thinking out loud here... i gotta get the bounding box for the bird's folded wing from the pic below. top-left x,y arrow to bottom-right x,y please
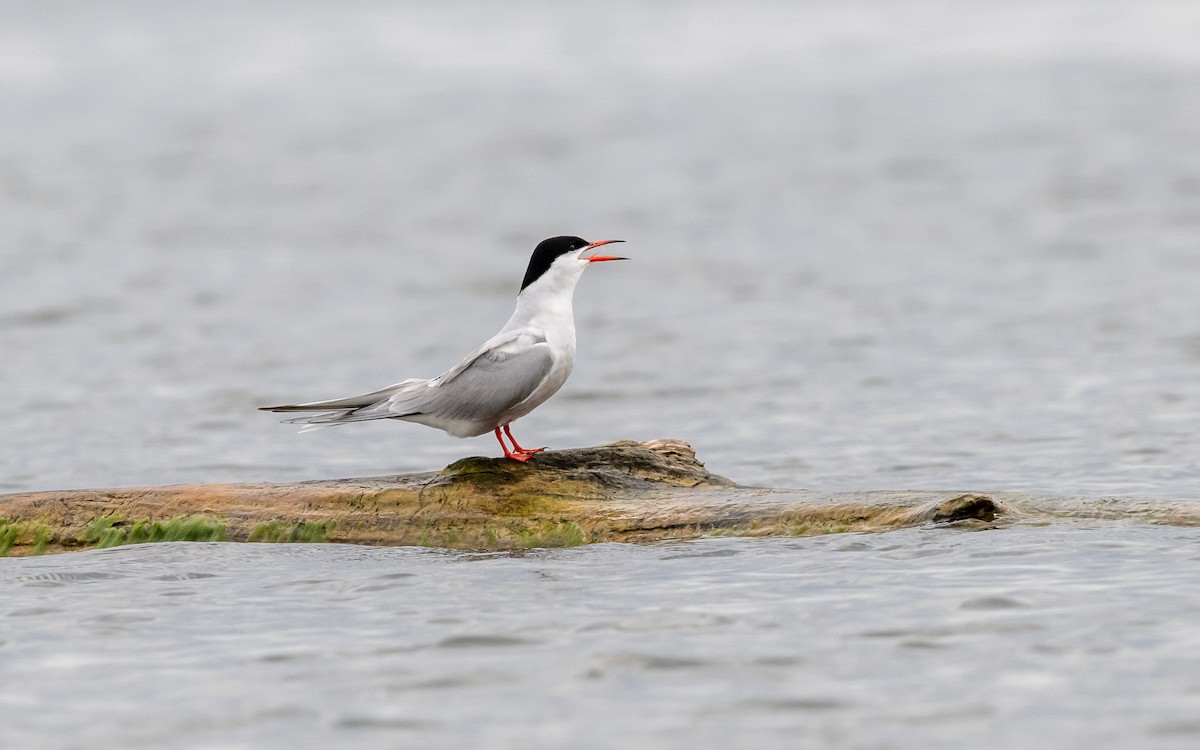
433,330 -> 532,385
398,332 -> 553,421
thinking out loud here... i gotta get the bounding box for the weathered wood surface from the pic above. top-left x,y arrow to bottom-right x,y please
2,440 -> 1196,556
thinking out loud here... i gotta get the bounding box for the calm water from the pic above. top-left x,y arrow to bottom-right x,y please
3,529 -> 1200,750
1,0 -> 1198,497
3,2 -> 1200,747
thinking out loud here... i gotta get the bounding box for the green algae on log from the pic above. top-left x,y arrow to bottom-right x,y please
1,440 -> 1000,556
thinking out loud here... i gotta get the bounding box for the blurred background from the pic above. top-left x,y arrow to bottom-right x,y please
2,0 -> 1199,496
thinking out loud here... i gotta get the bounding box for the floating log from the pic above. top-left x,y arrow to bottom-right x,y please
1,440 -> 1196,556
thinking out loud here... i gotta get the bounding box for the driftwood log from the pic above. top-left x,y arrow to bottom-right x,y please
1,440 -> 1196,556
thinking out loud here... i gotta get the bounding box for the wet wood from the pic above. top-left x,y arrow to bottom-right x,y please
2,439 -> 1195,556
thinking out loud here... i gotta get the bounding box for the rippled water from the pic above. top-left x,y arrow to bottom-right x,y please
4,3 -> 1200,747
1,0 -> 1198,497
3,529 -> 1200,749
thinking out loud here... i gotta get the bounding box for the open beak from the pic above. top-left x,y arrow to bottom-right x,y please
583,239 -> 628,263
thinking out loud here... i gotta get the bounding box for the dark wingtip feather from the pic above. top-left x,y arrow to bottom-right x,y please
259,404 -> 341,413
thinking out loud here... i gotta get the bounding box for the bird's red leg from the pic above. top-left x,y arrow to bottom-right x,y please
494,426 -> 532,462
504,424 -> 544,458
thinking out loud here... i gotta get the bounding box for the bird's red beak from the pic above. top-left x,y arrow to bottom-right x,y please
584,239 -> 628,263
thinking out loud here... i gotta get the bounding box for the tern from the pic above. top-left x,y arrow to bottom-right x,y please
259,236 -> 627,461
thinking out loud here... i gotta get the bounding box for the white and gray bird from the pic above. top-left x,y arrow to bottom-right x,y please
260,236 -> 627,461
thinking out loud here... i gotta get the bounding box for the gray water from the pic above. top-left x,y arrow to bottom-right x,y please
2,0 -> 1199,497
3,529 -> 1200,750
4,1 -> 1200,747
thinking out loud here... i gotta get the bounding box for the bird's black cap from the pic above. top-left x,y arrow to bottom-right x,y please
519,236 -> 590,292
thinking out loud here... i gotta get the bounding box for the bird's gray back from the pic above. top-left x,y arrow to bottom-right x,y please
394,336 -> 555,430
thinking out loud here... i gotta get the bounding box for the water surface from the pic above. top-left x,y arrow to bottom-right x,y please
1,0 -> 1199,497
3,529 -> 1199,749
3,4 -> 1200,747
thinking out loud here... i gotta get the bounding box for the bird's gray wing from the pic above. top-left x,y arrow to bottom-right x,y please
395,331 -> 554,422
